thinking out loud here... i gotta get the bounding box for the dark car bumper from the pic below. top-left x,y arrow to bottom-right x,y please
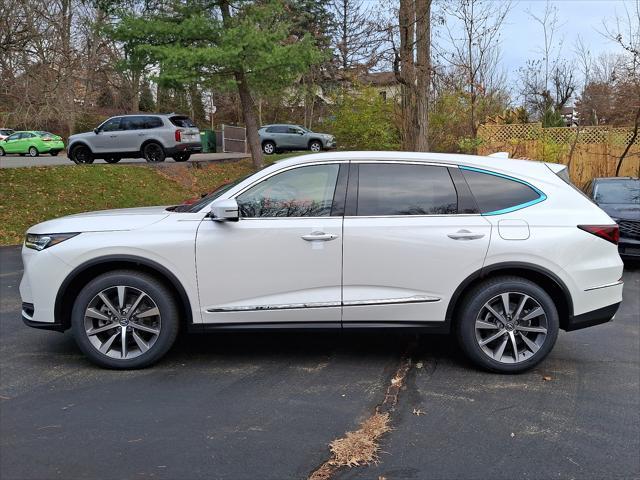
166,142 -> 202,155
564,302 -> 621,331
619,236 -> 640,258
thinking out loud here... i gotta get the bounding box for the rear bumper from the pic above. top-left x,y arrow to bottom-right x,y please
564,302 -> 620,331
166,142 -> 202,155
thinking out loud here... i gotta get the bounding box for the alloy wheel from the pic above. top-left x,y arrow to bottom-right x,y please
83,285 -> 162,360
144,143 -> 164,162
310,142 -> 321,152
263,143 -> 275,154
29,147 -> 38,157
474,292 -> 548,364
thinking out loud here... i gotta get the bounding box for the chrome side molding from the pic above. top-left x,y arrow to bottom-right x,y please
207,295 -> 440,313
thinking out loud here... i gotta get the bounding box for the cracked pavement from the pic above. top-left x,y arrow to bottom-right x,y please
1,245 -> 638,479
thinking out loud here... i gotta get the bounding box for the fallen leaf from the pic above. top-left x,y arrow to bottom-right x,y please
412,408 -> 424,416
543,376 -> 552,381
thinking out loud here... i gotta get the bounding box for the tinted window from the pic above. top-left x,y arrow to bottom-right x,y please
0,129 -> 13,136
266,125 -> 288,133
169,116 -> 196,128
288,126 -> 303,134
120,116 -> 146,130
237,164 -> 340,217
6,133 -> 20,141
144,116 -> 163,128
594,180 -> 640,204
357,164 -> 458,216
101,117 -> 121,132
461,168 -> 541,213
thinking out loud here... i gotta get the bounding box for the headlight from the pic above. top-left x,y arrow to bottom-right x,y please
25,233 -> 79,251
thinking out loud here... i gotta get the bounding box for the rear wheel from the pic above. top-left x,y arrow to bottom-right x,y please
456,276 -> 559,373
104,157 -> 120,164
262,141 -> 276,155
309,140 -> 322,153
28,146 -> 39,157
142,142 -> 166,163
0,147 -> 5,156
71,145 -> 94,164
173,153 -> 190,162
71,270 -> 180,369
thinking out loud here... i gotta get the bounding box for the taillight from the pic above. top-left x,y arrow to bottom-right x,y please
578,225 -> 619,245
42,137 -> 52,141
175,130 -> 182,142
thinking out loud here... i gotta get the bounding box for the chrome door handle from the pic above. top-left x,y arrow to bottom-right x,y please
301,232 -> 338,241
447,229 -> 485,240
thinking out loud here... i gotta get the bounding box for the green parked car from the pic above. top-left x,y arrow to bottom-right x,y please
0,131 -> 65,157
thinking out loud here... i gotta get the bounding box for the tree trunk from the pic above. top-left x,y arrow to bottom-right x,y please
220,0 -> 263,168
398,0 -> 417,151
616,106 -> 640,176
414,0 -> 431,152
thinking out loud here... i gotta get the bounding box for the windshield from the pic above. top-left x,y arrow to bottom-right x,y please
169,171 -> 257,212
594,180 -> 640,204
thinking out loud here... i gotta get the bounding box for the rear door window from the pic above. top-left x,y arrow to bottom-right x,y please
460,168 -> 543,214
266,125 -> 288,133
143,116 -> 163,128
121,116 -> 146,130
356,163 -> 458,216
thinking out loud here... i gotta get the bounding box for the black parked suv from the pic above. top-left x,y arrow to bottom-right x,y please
587,177 -> 640,258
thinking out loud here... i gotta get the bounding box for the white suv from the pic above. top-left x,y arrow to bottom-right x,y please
20,152 -> 623,372
67,114 -> 201,164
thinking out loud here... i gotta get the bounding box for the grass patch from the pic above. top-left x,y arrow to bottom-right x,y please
0,160 -> 256,245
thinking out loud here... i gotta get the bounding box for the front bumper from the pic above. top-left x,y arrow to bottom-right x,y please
22,302 -> 65,332
166,142 -> 202,155
323,139 -> 337,149
564,302 -> 621,331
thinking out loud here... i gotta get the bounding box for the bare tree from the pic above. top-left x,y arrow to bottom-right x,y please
331,0 -> 382,72
437,0 -> 511,136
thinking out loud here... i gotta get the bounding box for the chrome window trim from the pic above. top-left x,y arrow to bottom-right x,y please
207,295 -> 440,313
344,214 -> 482,219
352,160 -> 459,168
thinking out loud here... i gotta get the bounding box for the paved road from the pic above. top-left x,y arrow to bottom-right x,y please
0,245 -> 638,480
0,152 -> 248,168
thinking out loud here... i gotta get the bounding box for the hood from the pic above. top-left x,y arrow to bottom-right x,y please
27,206 -> 171,234
596,203 -> 640,221
68,131 -> 97,141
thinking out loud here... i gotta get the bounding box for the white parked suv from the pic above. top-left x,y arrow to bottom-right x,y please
20,152 -> 624,371
67,114 -> 201,164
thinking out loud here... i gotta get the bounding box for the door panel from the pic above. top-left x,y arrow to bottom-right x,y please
196,218 -> 343,323
195,162 -> 346,325
342,216 -> 491,322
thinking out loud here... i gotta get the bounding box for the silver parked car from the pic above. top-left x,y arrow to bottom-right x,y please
67,114 -> 201,164
258,124 -> 336,155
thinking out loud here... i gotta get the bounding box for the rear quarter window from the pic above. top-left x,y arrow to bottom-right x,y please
169,116 -> 196,128
460,167 -> 543,214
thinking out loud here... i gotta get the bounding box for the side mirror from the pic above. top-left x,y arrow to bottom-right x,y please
94,128 -> 100,134
209,198 -> 239,222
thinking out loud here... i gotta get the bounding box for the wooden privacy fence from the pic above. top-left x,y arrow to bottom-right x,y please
477,123 -> 640,187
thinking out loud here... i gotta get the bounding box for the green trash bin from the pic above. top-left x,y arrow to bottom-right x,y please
200,130 -> 216,153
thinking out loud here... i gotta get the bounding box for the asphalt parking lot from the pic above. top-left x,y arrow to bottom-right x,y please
1,245 -> 638,480
0,152 -> 248,168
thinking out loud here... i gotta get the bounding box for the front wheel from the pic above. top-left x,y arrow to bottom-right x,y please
309,140 -> 322,153
456,276 -> 559,373
172,153 -> 190,162
142,143 -> 166,163
28,146 -> 39,157
71,270 -> 180,369
71,145 -> 94,164
0,147 -> 5,156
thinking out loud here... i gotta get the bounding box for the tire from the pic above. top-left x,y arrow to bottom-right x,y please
50,150 -> 59,156
0,147 -> 5,156
104,157 -> 120,164
142,142 -> 166,163
71,145 -> 94,164
172,153 -> 190,162
456,276 -> 559,373
71,270 -> 180,369
262,141 -> 276,155
309,140 -> 322,153
28,146 -> 39,157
